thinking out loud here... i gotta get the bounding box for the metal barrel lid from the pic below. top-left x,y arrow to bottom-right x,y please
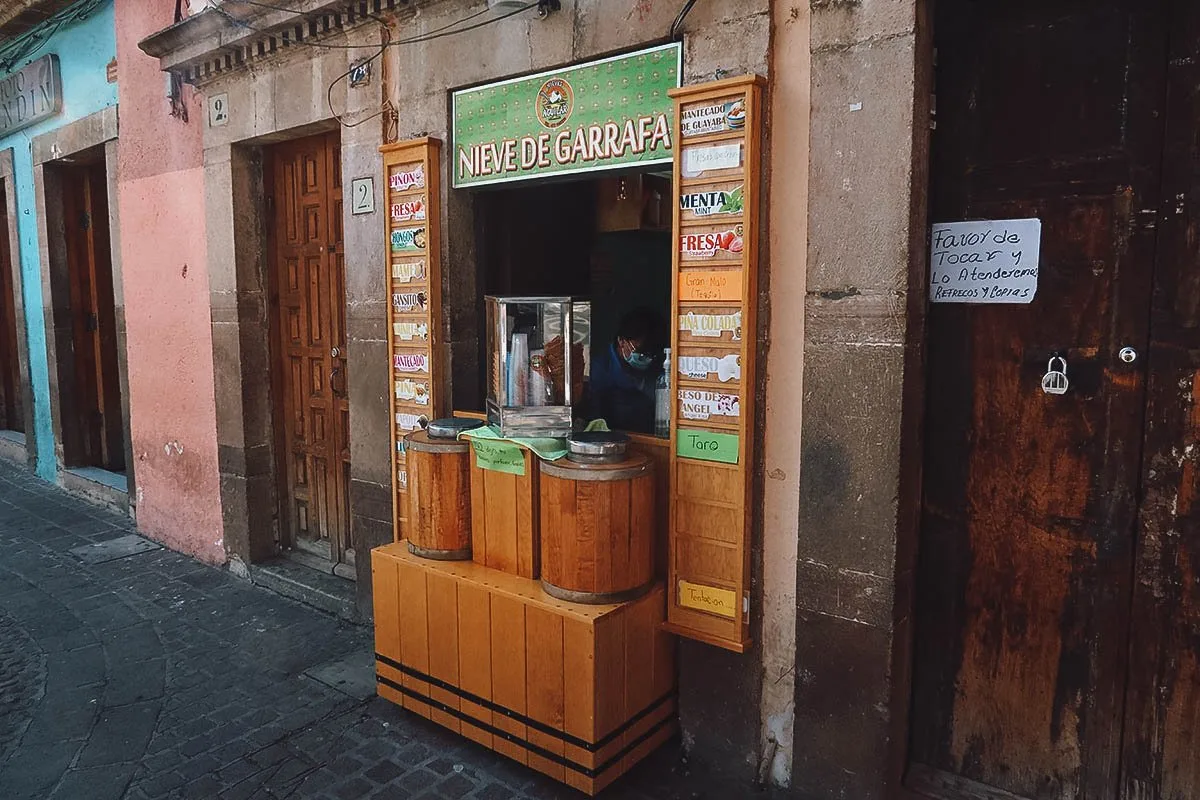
427,417 -> 485,440
566,431 -> 630,463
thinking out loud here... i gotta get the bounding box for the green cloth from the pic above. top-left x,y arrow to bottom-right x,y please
458,420 -> 611,462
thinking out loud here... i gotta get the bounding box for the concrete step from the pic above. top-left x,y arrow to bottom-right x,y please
251,558 -> 358,623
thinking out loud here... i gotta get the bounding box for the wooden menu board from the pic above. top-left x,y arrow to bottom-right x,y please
382,137 -> 445,541
665,76 -> 764,652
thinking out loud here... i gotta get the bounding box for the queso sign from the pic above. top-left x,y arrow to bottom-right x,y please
451,43 -> 681,188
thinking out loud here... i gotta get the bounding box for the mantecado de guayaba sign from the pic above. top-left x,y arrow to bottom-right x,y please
451,43 -> 681,188
0,55 -> 62,137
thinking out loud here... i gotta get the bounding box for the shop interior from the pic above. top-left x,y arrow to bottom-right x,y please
471,170 -> 674,436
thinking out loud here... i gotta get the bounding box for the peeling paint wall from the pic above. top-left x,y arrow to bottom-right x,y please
115,0 -> 223,564
0,2 -> 117,481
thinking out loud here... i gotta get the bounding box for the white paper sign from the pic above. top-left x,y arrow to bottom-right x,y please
930,218 -> 1041,304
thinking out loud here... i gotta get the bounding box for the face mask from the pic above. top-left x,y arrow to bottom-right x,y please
624,350 -> 654,370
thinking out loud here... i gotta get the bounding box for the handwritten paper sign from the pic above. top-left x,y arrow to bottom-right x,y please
930,218 -> 1041,304
680,269 -> 740,302
676,429 -> 739,464
471,440 -> 526,476
678,580 -> 737,619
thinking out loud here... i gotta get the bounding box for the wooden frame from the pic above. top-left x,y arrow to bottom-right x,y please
382,137 -> 446,542
664,75 -> 765,652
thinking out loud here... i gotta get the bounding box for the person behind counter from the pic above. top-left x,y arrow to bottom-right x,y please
589,307 -> 664,434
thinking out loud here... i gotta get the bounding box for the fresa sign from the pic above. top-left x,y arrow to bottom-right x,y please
452,43 -> 681,187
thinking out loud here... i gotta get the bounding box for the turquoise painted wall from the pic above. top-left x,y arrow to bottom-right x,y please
0,2 -> 117,480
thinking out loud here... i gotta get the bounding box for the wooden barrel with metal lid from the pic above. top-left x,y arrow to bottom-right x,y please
539,432 -> 655,604
405,418 -> 483,560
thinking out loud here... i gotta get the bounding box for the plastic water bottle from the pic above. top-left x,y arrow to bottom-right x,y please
654,348 -> 671,438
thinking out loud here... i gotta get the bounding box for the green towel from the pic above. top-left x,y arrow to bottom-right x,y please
458,420 -> 612,462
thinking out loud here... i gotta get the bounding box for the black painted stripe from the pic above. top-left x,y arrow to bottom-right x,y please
375,674 -> 675,779
375,652 -> 674,752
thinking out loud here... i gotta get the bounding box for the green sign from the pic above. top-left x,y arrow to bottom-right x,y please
471,440 -> 527,476
676,429 -> 739,465
452,43 -> 681,188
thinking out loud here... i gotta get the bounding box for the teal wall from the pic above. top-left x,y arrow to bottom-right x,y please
0,1 -> 117,479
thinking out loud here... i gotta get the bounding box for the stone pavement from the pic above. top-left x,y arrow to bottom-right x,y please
0,461 -> 765,800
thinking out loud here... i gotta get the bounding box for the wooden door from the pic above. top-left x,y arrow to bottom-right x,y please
909,2 -> 1168,798
270,132 -> 350,568
0,188 -> 22,432
62,163 -> 123,471
1121,4 -> 1200,798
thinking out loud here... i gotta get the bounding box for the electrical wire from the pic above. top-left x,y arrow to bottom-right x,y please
669,0 -> 699,39
0,0 -> 106,72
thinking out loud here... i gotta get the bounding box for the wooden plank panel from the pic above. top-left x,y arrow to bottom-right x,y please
371,551 -> 401,662
489,593 -> 528,765
484,469 -> 519,574
426,571 -> 460,733
594,607 -> 627,742
525,606 -> 565,782
563,615 -> 597,770
516,451 -> 539,578
457,580 -> 493,749
396,559 -> 430,719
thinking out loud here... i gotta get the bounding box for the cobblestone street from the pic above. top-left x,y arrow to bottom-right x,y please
0,462 -> 760,800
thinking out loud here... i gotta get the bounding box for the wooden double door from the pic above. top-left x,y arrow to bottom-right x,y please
910,2 -> 1200,799
269,132 -> 352,571
0,188 -> 22,433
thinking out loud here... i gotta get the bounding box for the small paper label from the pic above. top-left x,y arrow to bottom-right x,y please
393,322 -> 429,341
392,261 -> 426,283
394,379 -> 430,405
679,269 -> 740,302
391,227 -> 426,252
682,143 -> 742,178
680,98 -> 746,138
392,291 -> 428,312
679,185 -> 743,217
396,413 -> 424,430
676,429 -> 739,464
393,353 -> 429,374
679,389 -> 740,421
390,199 -> 426,222
397,468 -> 408,491
390,164 -> 425,191
680,228 -> 743,259
471,440 -> 526,476
678,580 -> 737,619
679,354 -> 741,382
679,311 -> 741,340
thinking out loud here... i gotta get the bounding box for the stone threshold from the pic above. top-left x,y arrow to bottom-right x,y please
61,466 -> 130,515
251,557 -> 359,623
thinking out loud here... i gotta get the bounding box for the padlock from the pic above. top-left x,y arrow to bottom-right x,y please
1041,356 -> 1069,396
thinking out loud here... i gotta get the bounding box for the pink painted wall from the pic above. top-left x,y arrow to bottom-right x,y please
115,0 -> 224,564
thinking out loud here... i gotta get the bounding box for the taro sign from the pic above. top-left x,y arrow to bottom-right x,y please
451,43 -> 681,188
0,55 -> 62,137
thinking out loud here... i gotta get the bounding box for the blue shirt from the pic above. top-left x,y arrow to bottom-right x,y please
590,342 -> 658,433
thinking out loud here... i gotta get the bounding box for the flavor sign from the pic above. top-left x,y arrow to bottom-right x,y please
452,43 -> 681,187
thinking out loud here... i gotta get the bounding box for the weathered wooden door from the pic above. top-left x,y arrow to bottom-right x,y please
0,189 -> 22,432
62,163 -> 123,472
906,1 -> 1200,798
269,132 -> 351,570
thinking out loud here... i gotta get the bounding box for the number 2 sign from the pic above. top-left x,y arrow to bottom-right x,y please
351,177 -> 375,215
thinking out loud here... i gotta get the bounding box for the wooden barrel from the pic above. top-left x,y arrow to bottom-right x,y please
405,429 -> 472,560
539,455 -> 655,604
